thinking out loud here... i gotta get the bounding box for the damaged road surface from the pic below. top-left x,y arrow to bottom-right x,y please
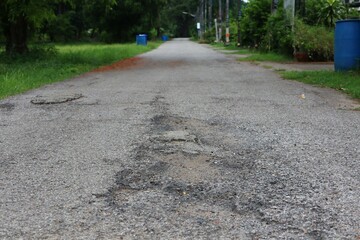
1,39 -> 360,239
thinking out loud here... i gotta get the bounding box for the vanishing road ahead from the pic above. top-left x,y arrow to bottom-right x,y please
1,39 -> 360,239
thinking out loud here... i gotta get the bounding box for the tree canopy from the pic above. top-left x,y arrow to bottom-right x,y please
2,0 -> 358,56
0,0 -> 200,54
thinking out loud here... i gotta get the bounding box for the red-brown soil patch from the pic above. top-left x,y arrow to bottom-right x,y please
91,57 -> 142,73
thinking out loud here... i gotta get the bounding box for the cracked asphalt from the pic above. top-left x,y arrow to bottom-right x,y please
1,38 -> 360,239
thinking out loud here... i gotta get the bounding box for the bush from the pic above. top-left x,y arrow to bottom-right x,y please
203,28 -> 216,43
262,6 -> 293,55
346,7 -> 360,19
303,0 -> 325,25
149,28 -> 158,40
0,44 -> 58,62
45,11 -> 77,42
29,45 -> 58,59
240,0 -> 271,48
293,19 -> 334,61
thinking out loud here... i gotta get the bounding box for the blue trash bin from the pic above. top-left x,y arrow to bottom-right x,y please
136,34 -> 147,46
161,35 -> 169,41
335,20 -> 360,71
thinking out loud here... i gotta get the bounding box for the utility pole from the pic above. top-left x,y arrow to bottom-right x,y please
200,0 -> 204,39
218,0 -> 222,42
215,19 -> 219,42
225,0 -> 230,44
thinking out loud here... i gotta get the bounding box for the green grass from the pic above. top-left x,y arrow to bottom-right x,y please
209,42 -> 252,54
0,42 -> 161,99
210,42 -> 292,62
281,70 -> 360,99
238,52 -> 293,62
210,42 -> 240,50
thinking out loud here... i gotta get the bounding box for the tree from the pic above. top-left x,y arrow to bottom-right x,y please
240,0 -> 271,47
303,0 -> 324,25
159,0 -> 198,37
0,0 -> 199,49
0,0 -> 117,54
263,3 -> 293,54
1,0 -> 61,54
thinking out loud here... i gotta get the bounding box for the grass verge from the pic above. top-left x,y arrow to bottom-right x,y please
209,42 -> 253,54
280,70 -> 360,99
238,52 -> 293,62
210,42 -> 292,62
211,42 -> 360,100
0,42 -> 161,99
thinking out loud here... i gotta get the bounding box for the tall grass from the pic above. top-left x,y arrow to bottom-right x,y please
0,42 -> 161,99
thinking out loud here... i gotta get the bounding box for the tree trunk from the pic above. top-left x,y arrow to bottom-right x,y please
5,16 -> 29,55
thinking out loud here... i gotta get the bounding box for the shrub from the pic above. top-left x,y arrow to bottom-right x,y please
203,28 -> 216,43
345,7 -> 360,19
240,0 -> 271,48
293,19 -> 334,61
45,11 -> 77,42
262,6 -> 293,55
0,44 -> 58,62
149,28 -> 158,40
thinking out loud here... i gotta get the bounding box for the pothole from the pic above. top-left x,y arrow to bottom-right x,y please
31,93 -> 83,105
0,103 -> 15,111
106,95 -> 239,218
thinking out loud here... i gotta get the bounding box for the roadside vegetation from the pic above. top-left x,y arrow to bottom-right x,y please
0,42 -> 160,99
211,42 -> 292,62
237,52 -> 292,62
212,41 -> 360,100
0,0 -> 198,100
204,0 -> 360,62
206,0 -> 360,100
1,0 -> 360,101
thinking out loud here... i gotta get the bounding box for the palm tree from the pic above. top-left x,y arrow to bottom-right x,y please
319,0 -> 346,27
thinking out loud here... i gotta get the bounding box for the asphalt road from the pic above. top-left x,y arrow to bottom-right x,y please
1,38 -> 359,239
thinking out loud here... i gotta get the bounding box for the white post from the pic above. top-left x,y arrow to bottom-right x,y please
215,19 -> 219,42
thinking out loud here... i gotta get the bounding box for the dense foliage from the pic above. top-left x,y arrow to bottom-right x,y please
293,19 -> 334,61
0,0 -> 198,54
1,0 -> 359,59
234,0 -> 359,61
240,0 -> 271,48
